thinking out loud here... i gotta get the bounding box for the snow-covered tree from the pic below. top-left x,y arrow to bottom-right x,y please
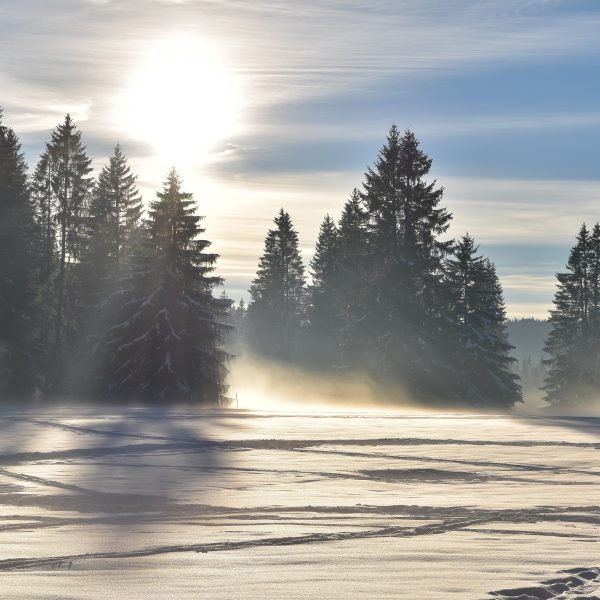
96,169 -> 230,403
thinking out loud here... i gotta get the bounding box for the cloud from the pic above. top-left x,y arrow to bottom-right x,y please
3,0 -> 599,319
4,0 -> 600,140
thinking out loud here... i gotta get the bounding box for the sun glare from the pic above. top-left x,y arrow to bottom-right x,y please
119,36 -> 242,165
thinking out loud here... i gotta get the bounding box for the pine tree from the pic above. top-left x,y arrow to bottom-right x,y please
32,115 -> 93,392
97,169 -> 230,403
306,214 -> 340,366
356,127 -> 453,397
446,234 -> 521,407
543,224 -> 600,407
0,109 -> 38,398
247,209 -> 306,361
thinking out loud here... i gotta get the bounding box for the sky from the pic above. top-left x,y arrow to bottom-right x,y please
2,0 -> 600,318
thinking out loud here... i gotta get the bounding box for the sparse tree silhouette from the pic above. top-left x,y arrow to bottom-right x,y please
32,115 -> 93,393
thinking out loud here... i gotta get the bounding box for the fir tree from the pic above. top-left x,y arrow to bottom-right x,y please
0,109 -> 38,398
84,144 -> 143,281
32,115 -> 93,392
446,234 -> 521,407
97,169 -> 230,403
335,189 -> 370,367
247,209 -> 305,361
543,224 -> 600,407
31,152 -> 58,385
356,127 -> 453,397
80,145 -> 143,394
306,214 -> 340,366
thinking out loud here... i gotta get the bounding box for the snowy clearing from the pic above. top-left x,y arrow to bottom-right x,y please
0,408 -> 599,599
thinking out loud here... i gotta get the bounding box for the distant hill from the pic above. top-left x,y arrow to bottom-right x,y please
506,318 -> 551,401
506,318 -> 551,365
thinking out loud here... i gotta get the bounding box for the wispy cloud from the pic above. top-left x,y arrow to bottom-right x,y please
2,0 -> 599,318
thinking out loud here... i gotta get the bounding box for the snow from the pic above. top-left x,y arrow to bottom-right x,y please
0,408 -> 599,598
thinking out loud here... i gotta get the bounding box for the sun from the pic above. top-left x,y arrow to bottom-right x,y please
119,36 -> 242,165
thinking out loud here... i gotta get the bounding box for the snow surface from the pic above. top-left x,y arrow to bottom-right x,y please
0,408 -> 599,599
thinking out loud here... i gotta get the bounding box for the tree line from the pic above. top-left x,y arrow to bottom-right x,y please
243,126 -> 521,408
0,110 -> 230,403
1,107 -> 593,409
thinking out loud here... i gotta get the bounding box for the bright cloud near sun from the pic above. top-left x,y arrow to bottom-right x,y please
118,35 -> 243,166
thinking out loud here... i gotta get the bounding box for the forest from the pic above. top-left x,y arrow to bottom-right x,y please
0,109 -> 596,410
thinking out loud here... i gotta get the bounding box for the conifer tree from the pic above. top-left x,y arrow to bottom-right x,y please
356,127 -> 453,396
446,234 -> 521,407
306,214 -> 340,365
247,209 -> 305,361
84,144 -> 143,283
80,145 -> 143,394
543,224 -> 600,407
335,189 -> 370,366
97,169 -> 230,403
0,109 -> 38,398
31,152 -> 58,384
32,115 -> 93,392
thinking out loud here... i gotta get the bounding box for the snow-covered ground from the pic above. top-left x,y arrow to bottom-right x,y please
0,407 -> 599,599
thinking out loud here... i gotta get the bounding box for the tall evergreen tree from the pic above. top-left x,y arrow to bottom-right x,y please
80,145 -> 143,394
32,115 -> 93,392
335,189 -> 370,367
543,224 -> 600,407
306,214 -> 340,365
0,109 -> 38,398
356,126 -> 453,397
96,169 -> 230,403
31,152 -> 58,385
446,234 -> 521,407
247,209 -> 305,361
84,144 -> 143,283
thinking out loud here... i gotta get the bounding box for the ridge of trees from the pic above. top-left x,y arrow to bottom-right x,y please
7,112 -> 594,409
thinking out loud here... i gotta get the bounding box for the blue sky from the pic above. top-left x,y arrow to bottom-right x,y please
2,0 -> 600,316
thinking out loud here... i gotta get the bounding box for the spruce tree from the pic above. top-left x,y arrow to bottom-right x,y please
306,214 -> 340,366
84,144 -> 143,281
0,109 -> 38,398
543,224 -> 600,407
80,145 -> 143,394
446,234 -> 521,407
335,189 -> 370,367
247,209 -> 306,361
32,115 -> 93,392
357,127 -> 453,397
97,169 -> 230,403
31,152 -> 58,386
